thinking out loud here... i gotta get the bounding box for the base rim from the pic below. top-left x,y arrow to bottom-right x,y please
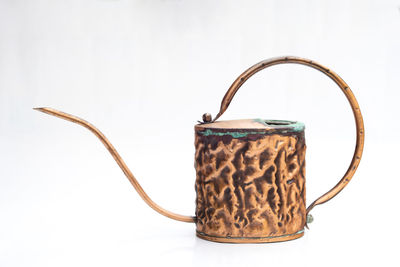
196,230 -> 304,244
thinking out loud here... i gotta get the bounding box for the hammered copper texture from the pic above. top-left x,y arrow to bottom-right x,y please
195,133 -> 306,238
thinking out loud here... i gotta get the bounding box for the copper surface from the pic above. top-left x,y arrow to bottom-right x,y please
194,129 -> 306,242
196,230 -> 304,243
34,107 -> 195,223
34,56 -> 364,243
211,56 -> 364,215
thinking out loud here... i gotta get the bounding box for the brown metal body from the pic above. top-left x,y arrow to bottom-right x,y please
195,120 -> 306,242
34,56 -> 365,243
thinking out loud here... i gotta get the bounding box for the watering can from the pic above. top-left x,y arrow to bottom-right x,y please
35,56 -> 364,243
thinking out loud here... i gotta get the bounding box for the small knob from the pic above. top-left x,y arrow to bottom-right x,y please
202,113 -> 212,123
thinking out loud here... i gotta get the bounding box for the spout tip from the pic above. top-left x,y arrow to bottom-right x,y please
33,107 -> 52,113
33,107 -> 58,117
32,107 -> 78,122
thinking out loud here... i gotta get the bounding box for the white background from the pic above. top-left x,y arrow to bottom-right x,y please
1,0 -> 399,266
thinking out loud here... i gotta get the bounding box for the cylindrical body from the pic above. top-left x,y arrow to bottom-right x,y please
194,119 -> 306,243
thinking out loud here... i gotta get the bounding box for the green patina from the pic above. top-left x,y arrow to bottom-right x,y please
199,129 -> 266,138
253,118 -> 269,126
198,119 -> 305,137
293,122 -> 305,132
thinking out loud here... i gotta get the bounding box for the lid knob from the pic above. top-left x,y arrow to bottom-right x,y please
202,113 -> 212,123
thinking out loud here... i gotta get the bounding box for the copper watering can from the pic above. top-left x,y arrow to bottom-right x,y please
35,56 -> 364,243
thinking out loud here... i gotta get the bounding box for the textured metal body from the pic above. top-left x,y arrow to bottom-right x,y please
194,120 -> 306,242
35,56 -> 365,243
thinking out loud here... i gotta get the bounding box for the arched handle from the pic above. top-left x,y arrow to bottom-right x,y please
211,56 -> 364,216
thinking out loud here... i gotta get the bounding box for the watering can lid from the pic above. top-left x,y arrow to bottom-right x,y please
195,119 -> 305,132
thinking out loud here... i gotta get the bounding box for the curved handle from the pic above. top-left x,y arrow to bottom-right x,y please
211,56 -> 364,216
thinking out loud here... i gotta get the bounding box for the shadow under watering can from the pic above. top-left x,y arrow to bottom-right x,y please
35,56 -> 364,243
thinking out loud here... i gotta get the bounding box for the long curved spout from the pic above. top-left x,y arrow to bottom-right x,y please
34,107 -> 195,223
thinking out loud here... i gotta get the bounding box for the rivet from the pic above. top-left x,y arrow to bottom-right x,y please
307,214 -> 314,224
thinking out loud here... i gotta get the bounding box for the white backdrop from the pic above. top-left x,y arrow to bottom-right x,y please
1,0 -> 399,266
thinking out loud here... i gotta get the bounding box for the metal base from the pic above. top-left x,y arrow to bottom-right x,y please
196,230 -> 304,243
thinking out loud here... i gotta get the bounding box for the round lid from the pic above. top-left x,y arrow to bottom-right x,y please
195,119 -> 305,133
